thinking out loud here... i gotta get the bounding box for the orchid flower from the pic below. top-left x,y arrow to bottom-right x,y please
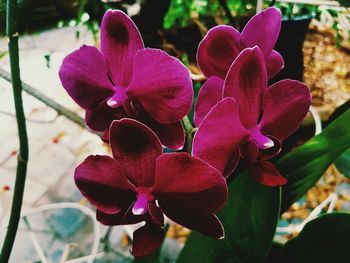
194,7 -> 283,126
75,119 -> 227,256
192,47 -> 311,186
59,10 -> 193,150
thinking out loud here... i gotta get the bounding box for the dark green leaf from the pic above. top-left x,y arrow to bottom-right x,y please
279,108 -> 350,212
334,148 -> 350,179
337,0 -> 350,7
278,213 -> 350,263
177,171 -> 281,263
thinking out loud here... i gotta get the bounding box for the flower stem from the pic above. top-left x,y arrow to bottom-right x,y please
0,0 -> 29,261
181,115 -> 194,154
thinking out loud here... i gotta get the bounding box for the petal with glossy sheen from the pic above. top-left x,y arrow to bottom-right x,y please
250,161 -> 287,186
193,98 -> 249,175
96,208 -> 142,226
240,7 -> 282,57
59,45 -> 114,110
259,80 -> 311,141
153,153 -> 227,213
110,119 -> 162,187
223,47 -> 267,129
266,50 -> 284,79
127,48 -> 193,123
100,10 -> 144,86
75,155 -> 135,214
194,76 -> 224,127
197,25 -> 241,79
131,223 -> 164,257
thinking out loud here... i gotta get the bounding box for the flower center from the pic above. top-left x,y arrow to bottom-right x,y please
107,87 -> 127,108
249,128 -> 274,150
132,189 -> 154,215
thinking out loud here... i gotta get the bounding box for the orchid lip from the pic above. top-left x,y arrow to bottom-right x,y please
132,190 -> 154,215
107,87 -> 127,108
249,129 -> 274,150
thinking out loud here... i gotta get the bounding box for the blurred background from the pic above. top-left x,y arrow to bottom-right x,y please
0,0 -> 349,262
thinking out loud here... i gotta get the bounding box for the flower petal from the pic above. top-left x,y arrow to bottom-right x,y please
100,10 -> 144,86
96,208 -> 143,226
223,46 -> 267,129
148,203 -> 164,227
197,25 -> 241,79
266,50 -> 284,79
110,119 -> 162,188
194,76 -> 224,127
126,48 -> 193,123
250,161 -> 287,186
131,223 -> 164,257
240,7 -> 282,57
153,152 -> 228,213
259,80 -> 311,141
193,98 -> 249,175
75,155 -> 135,214
135,107 -> 185,150
59,45 -> 114,110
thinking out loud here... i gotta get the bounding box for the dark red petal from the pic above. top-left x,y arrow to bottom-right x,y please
135,107 -> 185,150
153,152 -> 228,213
250,161 -> 287,186
127,48 -> 193,124
266,50 -> 284,79
131,223 -> 164,257
159,203 -> 224,238
197,25 -> 241,79
222,150 -> 240,178
240,7 -> 282,57
148,203 -> 164,227
96,208 -> 143,226
194,76 -> 224,127
193,98 -> 249,175
74,155 -> 135,214
258,136 -> 282,161
110,119 -> 162,187
240,142 -> 259,163
223,46 -> 267,129
59,45 -> 114,110
259,80 -> 311,141
100,10 -> 144,86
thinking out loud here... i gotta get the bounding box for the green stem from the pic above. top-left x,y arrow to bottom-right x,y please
0,0 -> 29,262
181,115 -> 195,154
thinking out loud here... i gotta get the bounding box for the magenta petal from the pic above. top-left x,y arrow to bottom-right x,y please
131,223 -> 164,257
74,155 -> 135,214
59,45 -> 114,110
193,98 -> 249,175
240,7 -> 282,57
223,47 -> 267,128
250,161 -> 287,186
197,25 -> 241,79
100,10 -> 144,86
96,208 -> 142,226
259,80 -> 311,141
153,153 -> 228,213
127,48 -> 193,123
110,119 -> 162,187
194,76 -> 224,127
266,50 -> 284,79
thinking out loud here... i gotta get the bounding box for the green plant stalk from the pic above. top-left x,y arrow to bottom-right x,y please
181,115 -> 194,154
0,0 -> 29,261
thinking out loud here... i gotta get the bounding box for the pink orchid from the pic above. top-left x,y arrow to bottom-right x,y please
194,7 -> 283,127
59,10 -> 193,150
75,119 -> 227,256
192,47 -> 311,186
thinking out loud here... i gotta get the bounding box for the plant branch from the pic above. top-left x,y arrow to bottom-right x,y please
181,115 -> 195,154
0,0 -> 29,261
219,0 -> 235,25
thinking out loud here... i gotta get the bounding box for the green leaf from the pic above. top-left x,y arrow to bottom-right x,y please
334,148 -> 350,179
177,171 -> 281,263
278,213 -> 350,263
337,0 -> 350,7
279,108 -> 350,212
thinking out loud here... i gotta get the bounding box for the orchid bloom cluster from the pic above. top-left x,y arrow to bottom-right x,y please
59,7 -> 311,256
